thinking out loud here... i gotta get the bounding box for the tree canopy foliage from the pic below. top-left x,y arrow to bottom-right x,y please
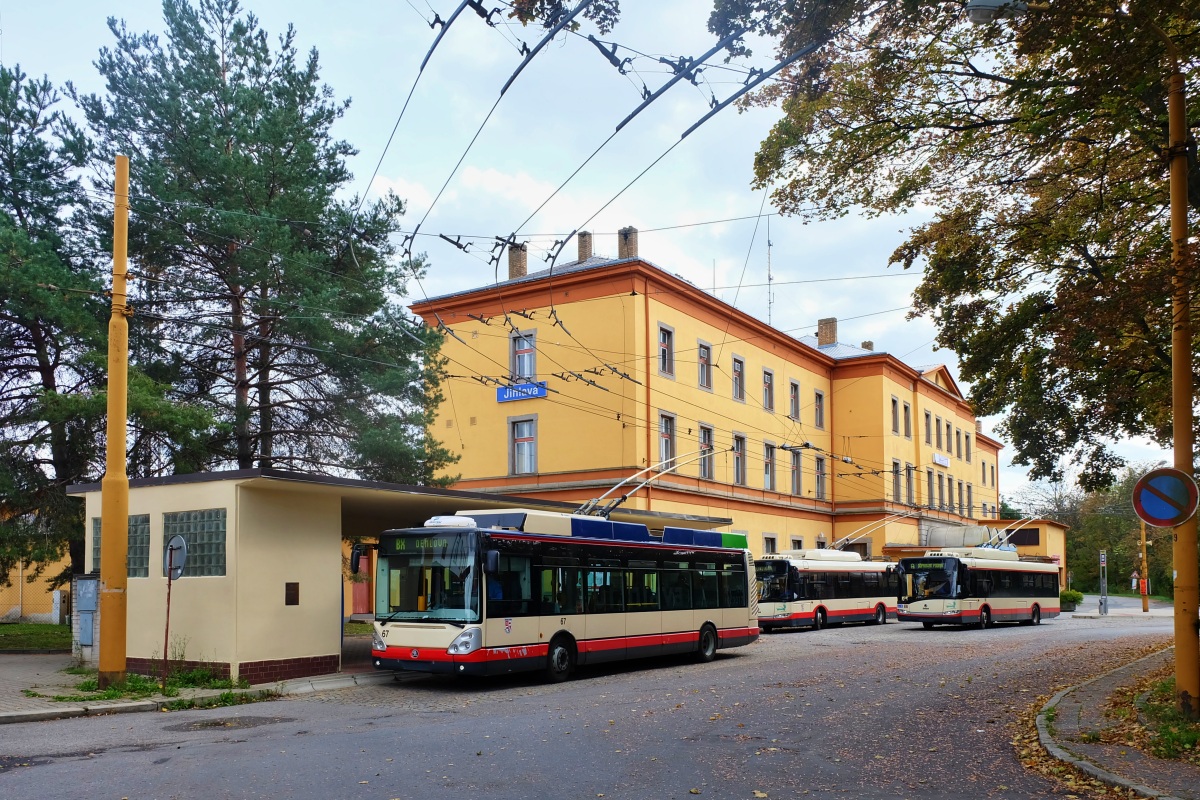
708,0 -> 1200,490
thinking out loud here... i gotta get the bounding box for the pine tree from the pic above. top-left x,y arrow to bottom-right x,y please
76,0 -> 455,483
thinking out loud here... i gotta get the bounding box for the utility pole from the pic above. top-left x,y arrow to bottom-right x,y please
98,155 -> 130,689
1140,520 -> 1149,614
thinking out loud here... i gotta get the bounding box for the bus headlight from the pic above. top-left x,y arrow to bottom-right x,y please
447,627 -> 482,655
372,628 -> 386,651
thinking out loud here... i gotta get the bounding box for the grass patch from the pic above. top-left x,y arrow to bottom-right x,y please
1140,678 -> 1200,764
0,623 -> 71,650
343,621 -> 373,637
49,662 -> 248,703
162,689 -> 279,711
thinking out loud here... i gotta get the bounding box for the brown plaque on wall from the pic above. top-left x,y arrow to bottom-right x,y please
285,582 -> 299,605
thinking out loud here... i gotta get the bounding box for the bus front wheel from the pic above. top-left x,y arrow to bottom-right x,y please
813,609 -> 827,631
545,635 -> 575,683
695,624 -> 718,663
977,607 -> 992,630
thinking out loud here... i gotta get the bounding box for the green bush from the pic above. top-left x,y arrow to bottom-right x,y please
1060,589 -> 1085,606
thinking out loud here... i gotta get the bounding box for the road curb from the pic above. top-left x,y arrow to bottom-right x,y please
0,669 -> 395,725
1037,648 -> 1183,800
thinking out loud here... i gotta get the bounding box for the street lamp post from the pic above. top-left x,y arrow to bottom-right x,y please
965,0 -> 1198,718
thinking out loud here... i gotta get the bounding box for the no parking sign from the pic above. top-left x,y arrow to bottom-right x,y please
1132,467 -> 1199,528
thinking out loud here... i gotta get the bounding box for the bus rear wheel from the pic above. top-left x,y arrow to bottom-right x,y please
545,635 -> 575,683
1021,605 -> 1042,626
977,607 -> 992,630
695,624 -> 718,663
812,609 -> 827,631
870,605 -> 887,625
922,621 -> 935,630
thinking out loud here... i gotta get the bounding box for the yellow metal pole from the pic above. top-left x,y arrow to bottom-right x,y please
1140,520 -> 1149,614
98,155 -> 130,689
1166,69 -> 1199,719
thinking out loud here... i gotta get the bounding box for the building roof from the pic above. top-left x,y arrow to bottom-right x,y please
795,335 -> 885,360
420,254 -> 639,306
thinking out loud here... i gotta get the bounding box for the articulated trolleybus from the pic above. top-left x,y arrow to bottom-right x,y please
896,547 -> 1060,628
755,549 -> 898,631
369,510 -> 759,681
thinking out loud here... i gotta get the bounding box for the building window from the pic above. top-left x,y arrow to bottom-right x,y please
903,403 -> 912,438
956,428 -> 963,459
967,484 -> 974,518
658,413 -> 676,467
966,433 -> 972,462
982,459 -> 988,484
891,398 -> 900,434
925,410 -> 933,444
905,463 -> 915,504
892,459 -> 902,501
763,535 -> 777,555
91,515 -> 151,577
764,444 -> 776,491
699,425 -> 714,480
991,464 -> 996,487
511,331 -> 536,380
946,421 -> 953,452
814,456 -> 827,499
958,481 -> 965,515
926,469 -> 935,509
935,416 -> 943,449
814,390 -> 825,428
791,537 -> 804,550
732,357 -> 745,400
763,370 -> 775,411
163,509 -> 227,577
790,450 -> 802,495
732,435 -> 747,485
937,473 -> 945,509
947,478 -> 955,511
658,325 -> 674,376
697,343 -> 712,389
789,380 -> 800,419
510,417 -> 537,475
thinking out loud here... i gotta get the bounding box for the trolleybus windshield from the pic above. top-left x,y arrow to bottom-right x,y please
376,530 -> 480,624
899,558 -> 958,604
755,560 -> 794,602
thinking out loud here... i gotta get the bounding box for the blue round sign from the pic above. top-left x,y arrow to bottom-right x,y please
1132,467 -> 1199,527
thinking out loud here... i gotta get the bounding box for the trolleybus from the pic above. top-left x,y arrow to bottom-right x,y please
895,547 -> 1060,628
366,510 -> 759,681
755,549 -> 899,630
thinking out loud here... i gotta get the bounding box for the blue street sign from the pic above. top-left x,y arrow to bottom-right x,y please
1132,467 -> 1199,528
497,382 -> 548,403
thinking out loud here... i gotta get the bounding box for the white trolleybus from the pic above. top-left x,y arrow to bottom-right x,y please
366,510 -> 760,681
755,549 -> 899,631
895,547 -> 1060,628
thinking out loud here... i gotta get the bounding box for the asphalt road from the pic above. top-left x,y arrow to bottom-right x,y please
0,614 -> 1174,799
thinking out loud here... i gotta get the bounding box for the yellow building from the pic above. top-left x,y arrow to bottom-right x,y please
412,228 -> 1010,561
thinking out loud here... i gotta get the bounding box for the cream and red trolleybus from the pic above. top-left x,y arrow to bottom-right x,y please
895,547 -> 1060,628
755,549 -> 899,631
367,510 -> 759,681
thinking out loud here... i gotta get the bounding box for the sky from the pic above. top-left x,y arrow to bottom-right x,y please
1,0 -> 1172,498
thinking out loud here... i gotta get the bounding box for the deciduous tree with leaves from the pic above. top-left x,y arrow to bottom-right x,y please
708,0 -> 1200,490
76,0 -> 456,483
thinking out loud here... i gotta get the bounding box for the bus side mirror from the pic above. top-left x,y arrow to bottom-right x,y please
349,544 -> 363,575
485,549 -> 500,575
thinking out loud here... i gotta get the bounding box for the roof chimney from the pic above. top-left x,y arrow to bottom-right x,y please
817,317 -> 837,347
617,226 -> 638,259
860,340 -> 874,351
508,242 -> 528,280
577,230 -> 593,262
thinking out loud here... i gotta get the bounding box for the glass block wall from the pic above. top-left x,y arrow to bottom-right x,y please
162,509 -> 227,577
90,515 -> 151,577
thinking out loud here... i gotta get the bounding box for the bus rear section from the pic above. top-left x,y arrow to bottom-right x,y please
370,511 -> 759,681
755,549 -> 898,631
896,548 -> 1060,628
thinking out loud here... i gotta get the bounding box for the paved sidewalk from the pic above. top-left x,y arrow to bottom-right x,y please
0,643 -> 394,725
1040,646 -> 1200,800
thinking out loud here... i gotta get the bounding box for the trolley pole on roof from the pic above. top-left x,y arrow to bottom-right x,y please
98,155 -> 130,689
